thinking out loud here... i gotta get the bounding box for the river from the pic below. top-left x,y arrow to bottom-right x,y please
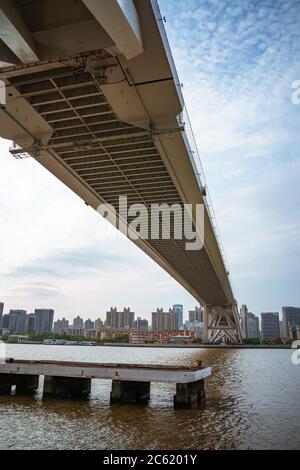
0,344 -> 299,450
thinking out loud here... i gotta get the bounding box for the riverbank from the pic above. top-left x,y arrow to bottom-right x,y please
3,341 -> 292,350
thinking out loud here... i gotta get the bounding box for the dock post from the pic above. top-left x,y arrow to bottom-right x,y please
110,380 -> 151,405
174,379 -> 206,410
43,376 -> 91,399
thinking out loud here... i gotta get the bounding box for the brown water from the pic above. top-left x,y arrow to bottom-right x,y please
0,344 -> 299,450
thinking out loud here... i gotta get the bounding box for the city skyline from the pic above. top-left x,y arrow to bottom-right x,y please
0,300 -> 298,324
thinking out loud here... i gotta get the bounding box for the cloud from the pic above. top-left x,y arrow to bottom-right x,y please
1,1 -> 300,318
11,285 -> 63,301
158,0 -> 300,313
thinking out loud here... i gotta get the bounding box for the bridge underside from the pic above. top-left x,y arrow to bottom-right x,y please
0,0 -> 242,343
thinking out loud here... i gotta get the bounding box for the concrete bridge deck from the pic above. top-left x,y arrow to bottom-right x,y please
0,359 -> 212,409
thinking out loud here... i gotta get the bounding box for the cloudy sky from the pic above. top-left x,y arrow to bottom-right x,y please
1,0 -> 300,322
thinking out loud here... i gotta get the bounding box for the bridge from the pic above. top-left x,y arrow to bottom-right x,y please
0,0 -> 242,343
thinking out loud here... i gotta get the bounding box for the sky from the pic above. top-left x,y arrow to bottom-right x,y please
1,0 -> 300,322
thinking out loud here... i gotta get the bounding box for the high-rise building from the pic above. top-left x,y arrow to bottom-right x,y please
240,305 -> 248,339
261,312 -> 280,340
95,318 -> 103,331
188,306 -> 203,323
173,305 -> 184,328
34,309 -> 54,334
246,313 -> 260,339
279,321 -> 285,339
106,308 -> 135,330
73,316 -> 84,329
0,302 -> 4,327
84,319 -> 95,330
53,318 -> 69,334
152,308 -> 179,332
288,323 -> 300,340
134,317 -> 149,332
2,314 -> 9,329
26,314 -> 36,334
282,307 -> 300,340
8,310 -> 27,334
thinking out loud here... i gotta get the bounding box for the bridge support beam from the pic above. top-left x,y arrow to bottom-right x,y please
82,0 -> 143,60
0,373 -> 39,395
43,376 -> 91,399
174,379 -> 206,410
110,380 -> 150,405
0,0 -> 39,64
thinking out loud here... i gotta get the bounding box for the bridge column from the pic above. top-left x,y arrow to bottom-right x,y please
110,380 -> 150,405
43,376 -> 91,399
203,305 -> 209,344
174,379 -> 206,410
0,373 -> 39,395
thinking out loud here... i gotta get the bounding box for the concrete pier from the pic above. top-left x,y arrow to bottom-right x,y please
110,380 -> 150,404
0,373 -> 39,395
43,376 -> 91,399
174,379 -> 206,409
0,359 -> 212,408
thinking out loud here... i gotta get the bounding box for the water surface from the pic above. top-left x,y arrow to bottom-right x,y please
0,345 -> 299,450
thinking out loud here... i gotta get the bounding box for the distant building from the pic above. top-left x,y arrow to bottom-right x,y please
84,319 -> 95,330
239,306 -> 260,339
0,302 -> 4,327
2,314 -> 9,329
173,305 -> 184,328
282,307 -> 300,340
8,335 -> 29,344
34,309 -> 54,334
279,321 -> 285,339
26,314 -> 36,335
53,318 -> 69,334
261,312 -> 280,340
133,317 -> 149,332
8,310 -> 27,334
184,320 -> 203,339
246,313 -> 260,339
94,318 -> 103,331
63,328 -> 84,337
73,316 -> 84,329
106,308 -> 135,330
287,323 -> 300,340
130,330 -> 195,345
152,308 -> 179,332
240,305 -> 248,339
188,306 -> 203,323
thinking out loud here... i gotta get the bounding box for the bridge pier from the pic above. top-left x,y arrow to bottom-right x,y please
43,376 -> 91,399
0,374 -> 39,395
174,379 -> 206,409
110,380 -> 151,405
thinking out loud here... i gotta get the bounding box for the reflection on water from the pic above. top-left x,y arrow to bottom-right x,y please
0,345 -> 300,450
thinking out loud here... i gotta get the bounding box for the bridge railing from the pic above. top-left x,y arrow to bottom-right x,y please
177,106 -> 234,294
